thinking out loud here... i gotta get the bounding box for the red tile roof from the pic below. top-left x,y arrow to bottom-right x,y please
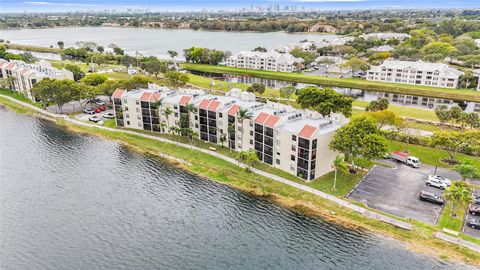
112,88 -> 125,98
208,100 -> 221,111
254,112 -> 270,124
6,63 -> 16,70
299,124 -> 317,139
198,99 -> 211,110
0,62 -> 8,69
140,92 -> 152,101
179,96 -> 192,106
264,115 -> 280,127
150,92 -> 162,102
20,68 -> 30,76
228,104 -> 240,116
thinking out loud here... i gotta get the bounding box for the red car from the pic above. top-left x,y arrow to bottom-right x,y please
94,108 -> 102,113
98,105 -> 107,111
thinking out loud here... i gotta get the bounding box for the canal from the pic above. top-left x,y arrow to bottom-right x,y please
0,107 -> 474,269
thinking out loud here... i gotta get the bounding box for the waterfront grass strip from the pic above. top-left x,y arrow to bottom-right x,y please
181,64 -> 480,103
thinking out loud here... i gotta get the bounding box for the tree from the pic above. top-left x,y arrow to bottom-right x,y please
421,42 -> 456,59
435,105 -> 450,125
219,133 -> 227,148
236,108 -> 253,148
253,47 -> 267,52
167,50 -> 178,61
113,47 -> 125,55
443,182 -> 472,220
246,83 -> 265,95
297,86 -> 353,117
289,48 -> 316,65
460,70 -> 475,89
122,76 -> 151,89
332,155 -> 348,191
64,64 -> 85,82
466,113 -> 480,128
141,58 -> 166,77
367,110 -> 400,130
455,159 -> 480,181
329,115 -> 389,172
236,149 -> 259,171
96,46 -> 104,53
366,98 -> 389,112
164,71 -> 190,86
57,41 -> 64,49
449,106 -> 462,125
163,107 -> 173,134
340,57 -> 370,76
279,85 -> 296,104
81,74 -> 108,86
31,78 -> 75,113
430,131 -> 478,162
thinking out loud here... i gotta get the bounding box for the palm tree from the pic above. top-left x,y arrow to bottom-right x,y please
167,50 -> 178,62
443,181 -> 472,219
219,133 -> 227,148
332,155 -> 348,191
163,106 -> 173,135
153,98 -> 164,132
6,75 -> 15,89
185,103 -> 197,128
455,159 -> 479,181
236,108 -> 253,150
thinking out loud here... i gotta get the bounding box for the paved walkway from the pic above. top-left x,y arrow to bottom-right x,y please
0,95 -> 441,234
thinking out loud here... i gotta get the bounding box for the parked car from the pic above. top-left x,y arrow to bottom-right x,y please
426,176 -> 451,190
469,204 -> 480,216
88,115 -> 101,123
83,108 -> 95,115
96,100 -> 105,106
466,218 -> 480,229
103,112 -> 115,119
94,108 -> 102,113
419,191 -> 444,205
427,175 -> 451,186
474,194 -> 480,205
97,105 -> 107,111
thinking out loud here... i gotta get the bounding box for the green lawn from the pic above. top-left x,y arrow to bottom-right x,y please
438,203 -> 466,232
388,140 -> 480,170
307,171 -> 365,197
353,100 -> 439,121
103,119 -> 116,128
6,43 -> 61,53
182,64 -> 480,103
0,88 -> 42,108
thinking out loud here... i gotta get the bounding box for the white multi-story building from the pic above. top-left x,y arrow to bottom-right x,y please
226,51 -> 304,72
360,33 -> 411,40
366,60 -> 463,88
112,87 -> 346,181
0,59 -> 74,101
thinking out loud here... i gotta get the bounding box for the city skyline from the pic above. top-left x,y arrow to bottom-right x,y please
1,0 -> 479,13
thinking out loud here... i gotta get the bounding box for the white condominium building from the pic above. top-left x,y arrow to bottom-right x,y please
225,51 -> 304,72
360,33 -> 411,40
112,87 -> 345,181
366,60 -> 464,88
0,59 -> 74,101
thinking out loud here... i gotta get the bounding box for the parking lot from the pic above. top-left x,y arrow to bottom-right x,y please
347,160 -> 460,225
75,108 -> 114,123
463,190 -> 480,238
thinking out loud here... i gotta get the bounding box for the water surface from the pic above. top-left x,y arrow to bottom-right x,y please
0,108 -> 474,269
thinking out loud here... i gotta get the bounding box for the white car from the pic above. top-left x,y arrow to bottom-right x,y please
427,175 -> 451,186
88,115 -> 102,123
103,112 -> 115,119
426,175 -> 451,190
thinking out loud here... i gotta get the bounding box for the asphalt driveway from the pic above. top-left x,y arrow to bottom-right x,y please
347,160 -> 460,225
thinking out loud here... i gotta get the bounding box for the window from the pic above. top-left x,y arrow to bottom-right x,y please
136,100 -> 139,105
276,159 -> 280,165
250,131 -> 253,136
137,116 -> 141,120
292,135 -> 297,141
174,105 -> 178,110
124,106 -> 129,111
195,116 -> 198,120
125,114 -> 130,118
290,164 -> 295,171
291,155 -> 295,161
250,139 -> 253,145
219,113 -> 223,118
136,108 -> 140,113
126,121 -> 130,125
276,140 -> 281,146
291,145 -> 296,151
174,113 -> 178,117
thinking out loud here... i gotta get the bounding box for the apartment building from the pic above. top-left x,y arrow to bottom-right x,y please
225,51 -> 304,72
112,87 -> 345,181
0,59 -> 74,101
366,60 -> 463,88
360,33 -> 411,40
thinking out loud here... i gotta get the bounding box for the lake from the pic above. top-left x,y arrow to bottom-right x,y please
0,107 -> 475,269
0,27 -> 338,58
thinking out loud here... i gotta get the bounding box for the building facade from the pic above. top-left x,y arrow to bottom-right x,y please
0,59 -> 74,101
366,60 -> 463,88
225,51 -> 304,72
112,87 -> 345,181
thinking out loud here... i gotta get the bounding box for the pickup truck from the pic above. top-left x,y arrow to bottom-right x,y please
389,151 -> 421,168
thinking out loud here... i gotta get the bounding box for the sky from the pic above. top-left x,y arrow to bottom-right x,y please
0,0 -> 479,13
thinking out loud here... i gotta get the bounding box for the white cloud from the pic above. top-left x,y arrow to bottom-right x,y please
23,1 -> 101,7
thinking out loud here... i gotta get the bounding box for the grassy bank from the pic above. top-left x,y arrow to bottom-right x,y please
439,204 -> 466,232
6,43 -> 61,54
0,88 -> 42,108
181,64 -> 480,103
1,96 -> 480,264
